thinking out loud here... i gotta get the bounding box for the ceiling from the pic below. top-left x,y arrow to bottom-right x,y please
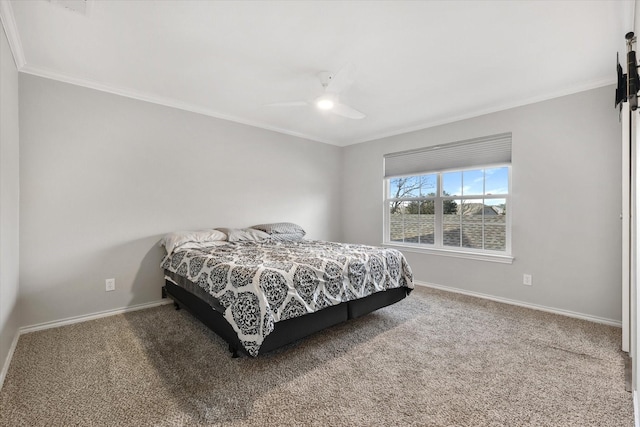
1,0 -> 634,146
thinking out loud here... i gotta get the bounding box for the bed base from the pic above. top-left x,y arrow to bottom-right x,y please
162,281 -> 409,357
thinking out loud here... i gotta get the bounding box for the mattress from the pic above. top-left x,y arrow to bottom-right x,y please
161,239 -> 413,355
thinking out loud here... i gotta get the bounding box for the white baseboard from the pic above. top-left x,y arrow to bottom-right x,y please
0,329 -> 20,391
19,299 -> 172,334
0,286 -> 624,391
415,281 -> 622,328
0,299 -> 172,391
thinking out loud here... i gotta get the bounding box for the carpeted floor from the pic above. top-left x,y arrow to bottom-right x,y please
0,286 -> 633,426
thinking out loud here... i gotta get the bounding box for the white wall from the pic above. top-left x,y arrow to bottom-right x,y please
631,0 -> 640,401
342,85 -> 622,322
18,74 -> 342,327
0,20 -> 20,378
11,70 -> 625,356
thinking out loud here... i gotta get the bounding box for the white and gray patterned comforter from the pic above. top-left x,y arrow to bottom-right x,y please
161,240 -> 414,356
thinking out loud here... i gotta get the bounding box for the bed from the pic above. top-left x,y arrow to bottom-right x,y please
159,224 -> 414,357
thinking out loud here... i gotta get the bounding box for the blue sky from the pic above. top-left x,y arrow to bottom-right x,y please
389,167 -> 509,198
443,167 -> 509,196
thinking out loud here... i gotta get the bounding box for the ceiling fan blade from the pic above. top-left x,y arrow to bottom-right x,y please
265,101 -> 308,107
326,63 -> 355,94
331,102 -> 365,119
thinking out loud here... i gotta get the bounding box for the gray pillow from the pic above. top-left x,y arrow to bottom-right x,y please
251,222 -> 306,236
215,227 -> 270,242
269,232 -> 305,242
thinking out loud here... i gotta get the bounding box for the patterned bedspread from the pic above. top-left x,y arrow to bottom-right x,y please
161,240 -> 414,356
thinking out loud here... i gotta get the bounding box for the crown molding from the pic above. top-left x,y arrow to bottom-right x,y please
0,1 -> 25,69
18,62 -> 617,149
19,64 -> 338,146
0,0 -> 623,148
17,57 -> 615,149
346,77 -> 617,147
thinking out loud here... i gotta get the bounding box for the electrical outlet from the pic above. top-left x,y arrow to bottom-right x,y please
105,278 -> 115,292
523,274 -> 532,286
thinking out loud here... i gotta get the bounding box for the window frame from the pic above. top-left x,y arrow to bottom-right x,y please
383,164 -> 513,264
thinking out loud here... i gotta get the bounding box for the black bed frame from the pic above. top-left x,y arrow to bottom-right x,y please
162,280 -> 409,357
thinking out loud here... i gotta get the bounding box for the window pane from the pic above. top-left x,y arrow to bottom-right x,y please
485,198 -> 506,250
460,199 -> 486,217
389,200 -> 435,245
485,167 -> 509,195
389,176 -> 419,198
418,200 -> 435,244
404,176 -> 421,198
460,199 -> 483,249
389,174 -> 437,199
485,198 -> 507,217
404,201 -> 420,243
443,199 -> 461,247
389,178 -> 403,199
442,171 -> 462,196
387,169 -> 509,254
462,169 -> 484,196
443,198 -> 458,215
484,225 -> 506,250
389,201 -> 408,242
461,223 -> 483,249
418,174 -> 437,197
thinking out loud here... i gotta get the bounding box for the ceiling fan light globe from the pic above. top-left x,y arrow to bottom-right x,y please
316,99 -> 334,110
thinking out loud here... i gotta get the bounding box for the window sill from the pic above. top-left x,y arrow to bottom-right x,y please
383,242 -> 514,264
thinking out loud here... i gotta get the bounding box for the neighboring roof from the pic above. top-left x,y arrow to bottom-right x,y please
460,204 -> 504,216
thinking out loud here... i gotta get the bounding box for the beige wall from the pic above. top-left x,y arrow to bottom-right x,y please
342,85 -> 622,322
18,74 -> 342,326
0,21 -> 20,378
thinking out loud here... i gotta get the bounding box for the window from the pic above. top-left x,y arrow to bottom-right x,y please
383,133 -> 512,262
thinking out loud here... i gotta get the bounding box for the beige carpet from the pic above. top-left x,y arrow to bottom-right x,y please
0,286 -> 633,426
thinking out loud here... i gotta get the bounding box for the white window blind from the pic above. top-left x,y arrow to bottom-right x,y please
383,133 -> 512,178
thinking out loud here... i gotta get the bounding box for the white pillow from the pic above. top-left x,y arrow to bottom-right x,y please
251,222 -> 305,235
177,241 -> 228,251
160,229 -> 227,254
215,227 -> 270,242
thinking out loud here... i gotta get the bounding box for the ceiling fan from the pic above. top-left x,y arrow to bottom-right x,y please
267,65 -> 366,119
